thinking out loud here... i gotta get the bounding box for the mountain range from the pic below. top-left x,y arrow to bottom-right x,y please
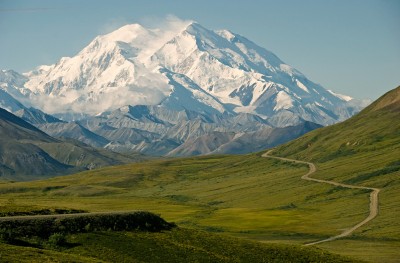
0,21 -> 367,156
0,108 -> 145,180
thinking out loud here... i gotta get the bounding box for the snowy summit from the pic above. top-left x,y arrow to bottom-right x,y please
1,20 -> 364,126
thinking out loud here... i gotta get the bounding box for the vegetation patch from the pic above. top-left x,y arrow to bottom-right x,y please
42,185 -> 67,192
275,203 -> 298,210
207,201 -> 224,206
0,211 -> 175,241
345,160 -> 400,184
165,194 -> 193,203
47,232 -> 67,248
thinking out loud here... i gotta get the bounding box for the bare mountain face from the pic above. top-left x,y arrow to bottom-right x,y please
0,108 -> 143,180
0,21 -> 365,156
0,107 -> 72,179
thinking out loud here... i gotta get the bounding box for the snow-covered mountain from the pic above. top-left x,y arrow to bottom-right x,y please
0,81 -> 62,125
0,20 -> 368,156
1,21 -> 365,126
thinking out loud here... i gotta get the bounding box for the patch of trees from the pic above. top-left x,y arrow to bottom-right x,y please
0,211 -> 176,244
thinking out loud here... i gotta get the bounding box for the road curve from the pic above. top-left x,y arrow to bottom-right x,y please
262,150 -> 380,246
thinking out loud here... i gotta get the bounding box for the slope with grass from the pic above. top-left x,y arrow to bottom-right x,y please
0,228 -> 362,263
273,86 -> 400,240
271,86 -> 400,262
262,151 -> 380,246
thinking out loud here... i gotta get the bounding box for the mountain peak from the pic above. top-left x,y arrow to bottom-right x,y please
102,23 -> 150,43
183,21 -> 204,32
1,19 -> 365,126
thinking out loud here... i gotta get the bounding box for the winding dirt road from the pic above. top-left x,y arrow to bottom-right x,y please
262,150 -> 380,246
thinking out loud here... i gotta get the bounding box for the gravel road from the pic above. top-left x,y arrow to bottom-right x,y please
262,150 -> 380,246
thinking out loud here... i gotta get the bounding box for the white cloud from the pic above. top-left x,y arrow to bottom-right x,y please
30,77 -> 171,116
138,14 -> 193,32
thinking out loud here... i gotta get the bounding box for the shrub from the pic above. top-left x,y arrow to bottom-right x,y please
0,211 -> 176,240
0,228 -> 16,243
48,232 -> 67,247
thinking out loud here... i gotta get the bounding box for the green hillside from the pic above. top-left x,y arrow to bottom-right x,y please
0,228 -> 361,263
272,86 -> 400,260
274,86 -> 400,163
273,86 -> 400,238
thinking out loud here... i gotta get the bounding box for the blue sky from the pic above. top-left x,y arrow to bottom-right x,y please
0,0 -> 398,100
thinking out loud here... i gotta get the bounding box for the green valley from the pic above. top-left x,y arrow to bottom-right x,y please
0,87 -> 399,262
